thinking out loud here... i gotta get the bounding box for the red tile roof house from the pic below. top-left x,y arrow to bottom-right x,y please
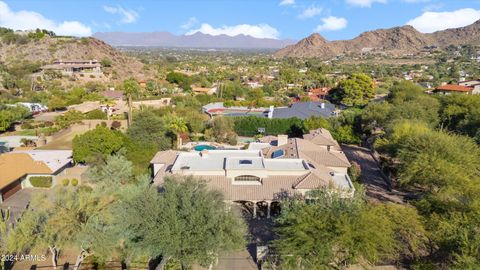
150,128 -> 353,219
432,84 -> 474,95
459,80 -> 480,94
308,87 -> 331,100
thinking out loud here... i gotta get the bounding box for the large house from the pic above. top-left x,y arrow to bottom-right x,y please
151,128 -> 353,218
459,80 -> 480,94
202,101 -> 336,119
269,102 -> 336,119
41,60 -> 103,77
432,84 -> 475,95
0,150 -> 72,202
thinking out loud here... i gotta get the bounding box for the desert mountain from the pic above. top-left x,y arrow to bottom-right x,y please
93,31 -> 296,49
0,36 -> 150,80
275,20 -> 480,58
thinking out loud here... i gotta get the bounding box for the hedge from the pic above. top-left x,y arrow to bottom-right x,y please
29,176 -> 53,188
233,116 -> 306,137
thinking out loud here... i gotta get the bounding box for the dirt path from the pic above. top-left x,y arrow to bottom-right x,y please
341,144 -> 406,204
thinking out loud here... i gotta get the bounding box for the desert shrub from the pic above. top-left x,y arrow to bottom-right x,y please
71,178 -> 79,186
86,109 -> 107,120
111,120 -> 122,130
62,178 -> 69,186
29,176 -> 52,188
348,161 -> 361,182
21,122 -> 34,130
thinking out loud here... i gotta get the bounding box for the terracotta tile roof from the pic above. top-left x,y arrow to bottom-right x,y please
435,84 -> 473,92
292,169 -> 331,189
257,136 -> 278,144
294,139 -> 350,168
0,153 -> 52,189
303,128 -> 339,148
156,174 -> 333,201
309,87 -> 331,95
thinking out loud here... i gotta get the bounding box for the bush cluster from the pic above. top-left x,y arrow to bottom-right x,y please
29,176 -> 53,188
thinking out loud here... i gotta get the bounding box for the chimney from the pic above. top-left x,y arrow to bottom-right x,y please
320,102 -> 325,109
268,105 -> 274,119
277,135 -> 288,146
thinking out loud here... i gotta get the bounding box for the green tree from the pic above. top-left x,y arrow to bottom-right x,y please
72,125 -> 125,164
116,176 -> 246,269
87,154 -> 134,187
331,73 -> 374,106
303,116 -> 332,131
100,58 -> 112,67
0,105 -> 30,131
54,110 -> 84,128
126,110 -> 171,149
122,78 -> 140,127
273,187 -> 427,269
165,115 -> 188,149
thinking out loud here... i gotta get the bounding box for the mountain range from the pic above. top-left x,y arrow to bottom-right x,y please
274,20 -> 480,58
93,32 -> 296,49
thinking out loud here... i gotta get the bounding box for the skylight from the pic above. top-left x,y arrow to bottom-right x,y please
239,160 -> 253,165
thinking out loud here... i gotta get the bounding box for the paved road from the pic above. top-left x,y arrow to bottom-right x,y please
1,189 -> 34,222
341,144 -> 405,203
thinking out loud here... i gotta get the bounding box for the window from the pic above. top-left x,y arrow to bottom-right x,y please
234,175 -> 261,182
239,160 -> 253,165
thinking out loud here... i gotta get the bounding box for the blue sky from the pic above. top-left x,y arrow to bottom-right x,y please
1,0 -> 480,40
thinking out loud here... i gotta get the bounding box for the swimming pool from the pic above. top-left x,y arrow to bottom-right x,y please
194,145 -> 217,151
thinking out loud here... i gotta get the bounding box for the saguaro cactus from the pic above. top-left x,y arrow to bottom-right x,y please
0,208 -> 11,234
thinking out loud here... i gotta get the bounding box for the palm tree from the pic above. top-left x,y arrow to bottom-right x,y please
166,115 -> 188,149
100,98 -> 117,120
122,78 -> 140,127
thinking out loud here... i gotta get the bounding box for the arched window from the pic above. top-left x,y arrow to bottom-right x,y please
234,175 -> 261,182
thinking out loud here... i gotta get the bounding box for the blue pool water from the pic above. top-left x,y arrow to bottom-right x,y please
194,145 -> 217,151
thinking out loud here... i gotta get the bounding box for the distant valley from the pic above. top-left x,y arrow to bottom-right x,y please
93,31 -> 296,49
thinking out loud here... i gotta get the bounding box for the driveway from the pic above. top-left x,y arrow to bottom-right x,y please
213,249 -> 258,270
341,144 -> 406,203
1,189 -> 34,222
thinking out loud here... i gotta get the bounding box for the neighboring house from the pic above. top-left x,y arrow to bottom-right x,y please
202,101 -> 335,119
150,129 -> 353,218
41,60 -> 103,77
16,102 -> 48,114
0,150 -> 72,202
246,81 -> 263,89
191,85 -> 218,95
458,80 -> 480,94
269,102 -> 335,119
0,136 -> 39,152
307,87 -> 331,101
432,84 -> 474,95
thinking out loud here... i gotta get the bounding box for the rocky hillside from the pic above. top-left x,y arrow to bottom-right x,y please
275,20 -> 480,58
0,36 -> 150,80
